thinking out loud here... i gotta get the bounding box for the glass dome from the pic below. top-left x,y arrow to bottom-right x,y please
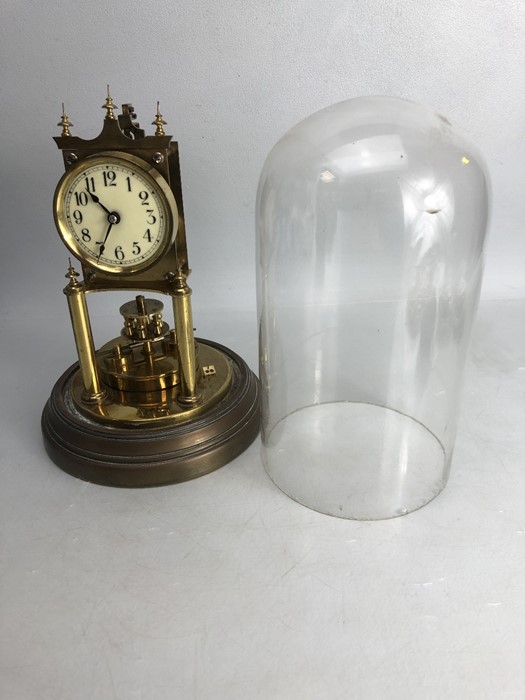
256,96 -> 490,520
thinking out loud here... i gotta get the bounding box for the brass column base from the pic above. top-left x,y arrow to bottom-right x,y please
41,340 -> 260,487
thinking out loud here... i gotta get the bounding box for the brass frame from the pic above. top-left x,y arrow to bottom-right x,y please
42,94 -> 261,486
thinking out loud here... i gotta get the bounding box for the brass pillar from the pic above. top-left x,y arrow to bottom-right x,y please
171,269 -> 200,405
64,264 -> 105,403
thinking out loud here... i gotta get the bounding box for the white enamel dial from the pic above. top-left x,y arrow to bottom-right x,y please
54,152 -> 177,274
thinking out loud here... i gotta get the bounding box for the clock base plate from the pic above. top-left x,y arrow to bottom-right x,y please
41,339 -> 260,487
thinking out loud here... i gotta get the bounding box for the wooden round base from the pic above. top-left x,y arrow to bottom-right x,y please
41,340 -> 260,487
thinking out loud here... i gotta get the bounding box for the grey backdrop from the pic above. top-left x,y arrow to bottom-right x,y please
1,0 -> 524,329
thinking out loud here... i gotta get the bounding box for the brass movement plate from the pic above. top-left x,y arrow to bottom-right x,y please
81,340 -> 231,426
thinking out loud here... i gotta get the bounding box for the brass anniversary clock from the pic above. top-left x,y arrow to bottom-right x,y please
42,90 -> 260,486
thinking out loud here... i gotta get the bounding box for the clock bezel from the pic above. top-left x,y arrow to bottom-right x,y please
53,151 -> 178,275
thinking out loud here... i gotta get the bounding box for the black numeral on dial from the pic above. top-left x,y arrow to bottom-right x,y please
103,171 -> 116,187
85,176 -> 96,193
74,192 -> 88,206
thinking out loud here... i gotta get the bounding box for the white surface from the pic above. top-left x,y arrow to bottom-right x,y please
1,300 -> 525,699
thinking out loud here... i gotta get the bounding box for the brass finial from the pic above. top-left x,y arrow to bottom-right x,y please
102,85 -> 116,120
152,101 -> 167,136
58,103 -> 73,137
65,259 -> 81,287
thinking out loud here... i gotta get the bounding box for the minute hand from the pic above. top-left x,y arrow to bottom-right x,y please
97,210 -> 120,260
97,222 -> 114,260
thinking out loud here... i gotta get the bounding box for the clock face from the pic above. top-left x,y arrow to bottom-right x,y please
54,152 -> 177,274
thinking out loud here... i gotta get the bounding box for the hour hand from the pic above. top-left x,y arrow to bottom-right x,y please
87,190 -> 111,215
